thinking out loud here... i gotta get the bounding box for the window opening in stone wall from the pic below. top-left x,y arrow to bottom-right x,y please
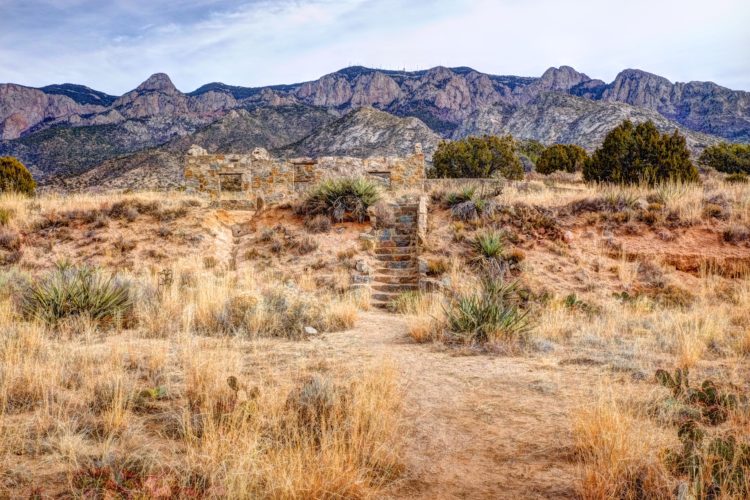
219,173 -> 243,192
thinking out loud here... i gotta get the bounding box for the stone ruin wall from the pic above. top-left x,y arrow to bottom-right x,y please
183,144 -> 426,205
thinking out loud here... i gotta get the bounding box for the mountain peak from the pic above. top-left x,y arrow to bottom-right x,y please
135,73 -> 178,93
613,68 -> 671,85
538,66 -> 590,90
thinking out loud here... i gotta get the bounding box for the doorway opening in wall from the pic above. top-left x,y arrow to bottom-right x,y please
219,173 -> 243,193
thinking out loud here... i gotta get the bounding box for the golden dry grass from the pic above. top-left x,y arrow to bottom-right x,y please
1,178 -> 749,497
573,387 -> 674,499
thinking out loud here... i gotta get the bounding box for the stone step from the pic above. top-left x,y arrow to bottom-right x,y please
391,238 -> 414,247
376,240 -> 413,249
373,274 -> 419,284
374,247 -> 415,256
392,222 -> 417,230
377,230 -> 415,241
371,292 -> 403,303
375,254 -> 413,262
372,283 -> 419,293
375,260 -> 419,274
378,260 -> 419,272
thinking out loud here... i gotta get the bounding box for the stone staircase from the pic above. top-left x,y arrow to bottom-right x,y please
371,201 -> 420,309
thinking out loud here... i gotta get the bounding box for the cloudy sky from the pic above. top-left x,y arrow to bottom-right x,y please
1,0 -> 748,94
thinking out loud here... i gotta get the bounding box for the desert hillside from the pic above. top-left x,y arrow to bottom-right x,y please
1,172 -> 748,498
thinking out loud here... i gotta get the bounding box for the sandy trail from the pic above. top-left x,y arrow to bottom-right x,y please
317,311 -> 601,499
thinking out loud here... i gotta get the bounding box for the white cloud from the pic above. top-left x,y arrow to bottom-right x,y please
0,0 -> 748,93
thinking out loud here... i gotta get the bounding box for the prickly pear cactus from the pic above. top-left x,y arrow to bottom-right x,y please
655,367 -> 689,397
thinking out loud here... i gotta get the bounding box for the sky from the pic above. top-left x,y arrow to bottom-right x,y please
1,0 -> 749,94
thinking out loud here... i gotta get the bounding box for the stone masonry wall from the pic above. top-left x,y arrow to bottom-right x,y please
184,144 -> 425,205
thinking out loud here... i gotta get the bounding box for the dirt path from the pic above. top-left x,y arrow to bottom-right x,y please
316,311 -> 601,499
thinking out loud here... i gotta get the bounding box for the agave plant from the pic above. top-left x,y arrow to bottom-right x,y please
21,263 -> 133,326
444,278 -> 529,344
301,177 -> 381,222
474,230 -> 504,258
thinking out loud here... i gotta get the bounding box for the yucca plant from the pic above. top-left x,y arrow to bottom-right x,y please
445,186 -> 476,207
474,230 -> 504,258
21,264 -> 133,327
301,177 -> 381,222
444,278 -> 529,344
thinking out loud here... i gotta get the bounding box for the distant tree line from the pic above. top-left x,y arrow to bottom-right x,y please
430,119 -> 700,186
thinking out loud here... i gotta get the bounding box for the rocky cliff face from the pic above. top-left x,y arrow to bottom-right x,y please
600,69 -> 750,141
278,106 -> 440,159
1,65 -> 748,188
454,92 -> 720,153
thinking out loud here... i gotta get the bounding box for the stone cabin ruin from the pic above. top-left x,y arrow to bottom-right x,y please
183,144 -> 426,205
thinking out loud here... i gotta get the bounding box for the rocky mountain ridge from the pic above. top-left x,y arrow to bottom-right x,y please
3,65 -> 748,141
1,65 -> 748,188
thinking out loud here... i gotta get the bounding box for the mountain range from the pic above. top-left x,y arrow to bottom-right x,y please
1,65 -> 748,190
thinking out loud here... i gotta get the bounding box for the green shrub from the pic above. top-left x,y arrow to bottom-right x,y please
536,144 -> 588,174
431,135 -> 523,180
444,278 -> 529,345
584,120 -> 699,185
300,178 -> 380,222
699,143 -> 750,174
516,138 -> 545,165
0,157 -> 36,196
21,265 -> 133,326
474,231 -> 504,258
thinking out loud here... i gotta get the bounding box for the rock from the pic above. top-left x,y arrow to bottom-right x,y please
562,230 -> 574,243
304,326 -> 319,336
251,147 -> 270,161
188,144 -> 207,156
354,259 -> 370,273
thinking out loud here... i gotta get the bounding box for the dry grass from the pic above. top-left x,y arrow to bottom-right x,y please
1,180 -> 748,496
573,387 -> 674,499
0,290 -> 401,497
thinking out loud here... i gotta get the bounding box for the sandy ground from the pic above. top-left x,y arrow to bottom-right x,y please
290,311 -> 603,499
